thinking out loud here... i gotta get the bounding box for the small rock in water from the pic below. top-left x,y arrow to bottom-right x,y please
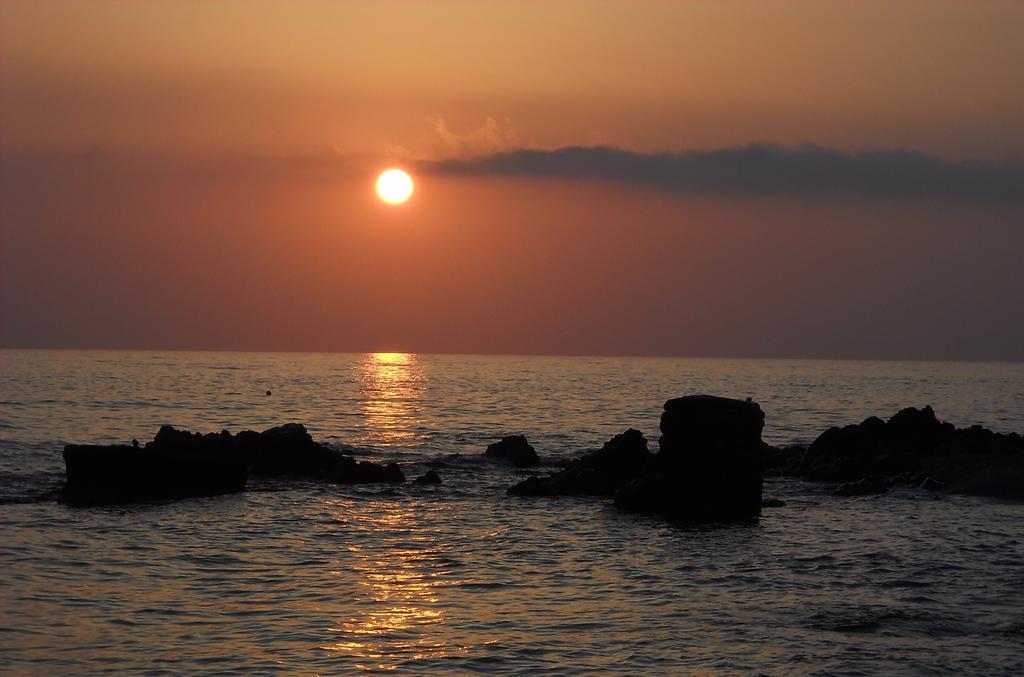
483,435 -> 540,467
327,457 -> 405,484
413,469 -> 443,485
762,498 -> 787,508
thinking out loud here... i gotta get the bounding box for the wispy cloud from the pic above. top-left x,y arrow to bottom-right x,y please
427,144 -> 1024,201
386,117 -> 522,161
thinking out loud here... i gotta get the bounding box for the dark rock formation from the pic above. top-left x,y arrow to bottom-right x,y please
483,435 -> 540,467
60,423 -> 404,505
508,428 -> 649,496
769,405 -> 1024,500
235,423 -> 341,477
328,457 -> 405,484
61,439 -> 246,506
413,469 -> 443,485
615,395 -> 764,523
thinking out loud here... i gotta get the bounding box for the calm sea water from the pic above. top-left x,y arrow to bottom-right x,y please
2,349 -> 1023,674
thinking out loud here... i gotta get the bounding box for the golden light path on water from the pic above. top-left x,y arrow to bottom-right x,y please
323,352 -> 470,668
357,352 -> 428,447
320,502 -> 469,668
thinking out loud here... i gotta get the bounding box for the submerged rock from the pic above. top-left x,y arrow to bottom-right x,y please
413,469 -> 443,485
615,395 -> 764,523
60,423 -> 404,505
483,435 -> 540,467
508,428 -> 649,496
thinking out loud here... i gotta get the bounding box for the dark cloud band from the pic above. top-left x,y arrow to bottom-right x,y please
428,144 -> 1024,202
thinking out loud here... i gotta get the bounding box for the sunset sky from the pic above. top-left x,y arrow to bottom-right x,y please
2,1 -> 1023,359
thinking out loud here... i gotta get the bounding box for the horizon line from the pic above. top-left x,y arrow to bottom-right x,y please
2,345 -> 1022,366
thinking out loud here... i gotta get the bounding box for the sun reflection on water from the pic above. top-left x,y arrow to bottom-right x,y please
321,501 -> 467,669
357,352 -> 428,447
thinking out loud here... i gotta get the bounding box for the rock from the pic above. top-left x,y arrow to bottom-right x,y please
60,423 -> 405,505
483,435 -> 540,467
791,406 -> 1024,499
61,438 -> 246,506
919,476 -> 945,491
234,423 -> 340,477
328,457 -> 405,484
761,498 -> 787,507
834,477 -> 889,496
509,429 -> 649,496
413,469 -> 443,485
615,395 -> 764,523
763,444 -> 806,476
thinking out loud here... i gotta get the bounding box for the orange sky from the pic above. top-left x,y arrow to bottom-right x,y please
4,0 -> 1023,158
2,1 -> 1023,359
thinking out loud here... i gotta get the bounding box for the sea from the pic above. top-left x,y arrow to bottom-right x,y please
1,349 -> 1023,674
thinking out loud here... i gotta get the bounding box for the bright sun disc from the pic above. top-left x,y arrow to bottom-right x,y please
376,168 -> 414,205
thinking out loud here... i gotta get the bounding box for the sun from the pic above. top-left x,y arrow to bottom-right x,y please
375,168 -> 414,205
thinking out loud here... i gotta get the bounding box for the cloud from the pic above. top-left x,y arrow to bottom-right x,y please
429,116 -> 521,158
427,144 -> 1024,201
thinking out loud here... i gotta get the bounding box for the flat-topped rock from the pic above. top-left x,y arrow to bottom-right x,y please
616,395 -> 764,523
660,394 -> 766,449
61,441 -> 246,506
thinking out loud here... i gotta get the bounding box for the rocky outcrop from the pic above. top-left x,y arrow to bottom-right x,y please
61,441 -> 247,506
483,435 -> 540,467
769,406 -> 1024,500
508,428 -> 649,496
615,395 -> 764,523
60,423 -> 404,505
233,423 -> 341,477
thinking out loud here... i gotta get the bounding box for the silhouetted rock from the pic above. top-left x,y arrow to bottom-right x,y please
414,469 -> 443,485
761,498 -> 787,508
509,428 -> 649,496
834,477 -> 889,496
763,444 -> 806,476
232,423 -> 343,477
615,395 -> 764,523
328,457 -> 405,484
61,437 -> 246,506
60,423 -> 405,505
766,406 -> 1024,500
484,435 -> 540,467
